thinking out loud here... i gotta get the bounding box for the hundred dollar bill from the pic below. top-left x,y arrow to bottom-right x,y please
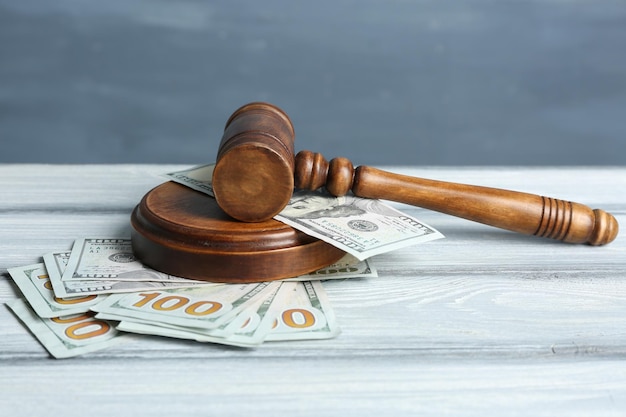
7,298 -> 130,359
7,263 -> 104,318
116,283 -> 286,347
43,251 -> 74,296
164,165 -> 443,260
90,281 -> 280,330
116,320 -> 263,348
62,238 -> 208,283
163,163 -> 215,196
275,190 -> 444,260
287,254 -> 377,282
266,281 -> 340,341
44,251 -> 208,297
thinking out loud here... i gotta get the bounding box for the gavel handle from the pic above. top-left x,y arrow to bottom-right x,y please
295,151 -> 619,245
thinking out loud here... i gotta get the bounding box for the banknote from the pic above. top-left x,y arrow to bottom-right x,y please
43,251 -> 74,296
221,282 -> 287,345
116,283 -> 286,347
90,281 -> 280,330
266,280 -> 340,341
276,190 -> 444,260
7,263 -> 105,318
164,165 -> 444,260
62,238 -> 208,283
115,321 -> 260,348
44,251 -> 209,297
287,254 -> 377,282
101,283 -> 279,338
114,281 -> 340,345
7,298 -> 130,359
163,163 -> 215,196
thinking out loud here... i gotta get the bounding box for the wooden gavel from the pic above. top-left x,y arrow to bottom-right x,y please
212,102 -> 619,245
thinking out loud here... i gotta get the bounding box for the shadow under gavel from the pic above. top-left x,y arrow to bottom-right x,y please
212,102 -> 618,246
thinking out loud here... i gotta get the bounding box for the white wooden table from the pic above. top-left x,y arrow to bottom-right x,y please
1,165 -> 625,416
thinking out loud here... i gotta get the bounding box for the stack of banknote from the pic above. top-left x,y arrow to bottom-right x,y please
6,165 -> 443,358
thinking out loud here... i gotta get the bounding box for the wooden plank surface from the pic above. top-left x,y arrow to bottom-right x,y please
1,164 -> 625,416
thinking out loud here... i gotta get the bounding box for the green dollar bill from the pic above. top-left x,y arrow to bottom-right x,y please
44,251 -> 208,297
62,238 -> 208,283
266,281 -> 340,341
287,254 -> 377,281
115,282 -> 286,347
6,298 -> 131,359
163,164 -> 215,196
276,190 -> 444,260
7,263 -> 105,318
90,281 -> 281,330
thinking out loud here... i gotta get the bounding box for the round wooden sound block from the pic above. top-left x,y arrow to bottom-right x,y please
130,182 -> 346,283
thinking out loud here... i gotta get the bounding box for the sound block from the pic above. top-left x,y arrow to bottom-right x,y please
130,182 -> 346,283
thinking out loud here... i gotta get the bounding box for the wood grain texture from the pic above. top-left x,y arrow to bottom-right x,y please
1,164 -> 626,417
214,102 -> 296,222
131,181 -> 345,282
295,151 -> 619,245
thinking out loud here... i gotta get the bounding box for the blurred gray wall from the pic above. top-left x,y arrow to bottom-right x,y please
1,0 -> 625,165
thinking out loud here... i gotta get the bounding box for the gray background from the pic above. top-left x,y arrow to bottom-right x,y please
1,0 -> 625,166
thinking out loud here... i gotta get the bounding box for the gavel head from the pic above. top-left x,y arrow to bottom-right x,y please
213,102 -> 296,222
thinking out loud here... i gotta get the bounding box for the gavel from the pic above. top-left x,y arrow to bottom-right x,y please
212,102 -> 619,246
